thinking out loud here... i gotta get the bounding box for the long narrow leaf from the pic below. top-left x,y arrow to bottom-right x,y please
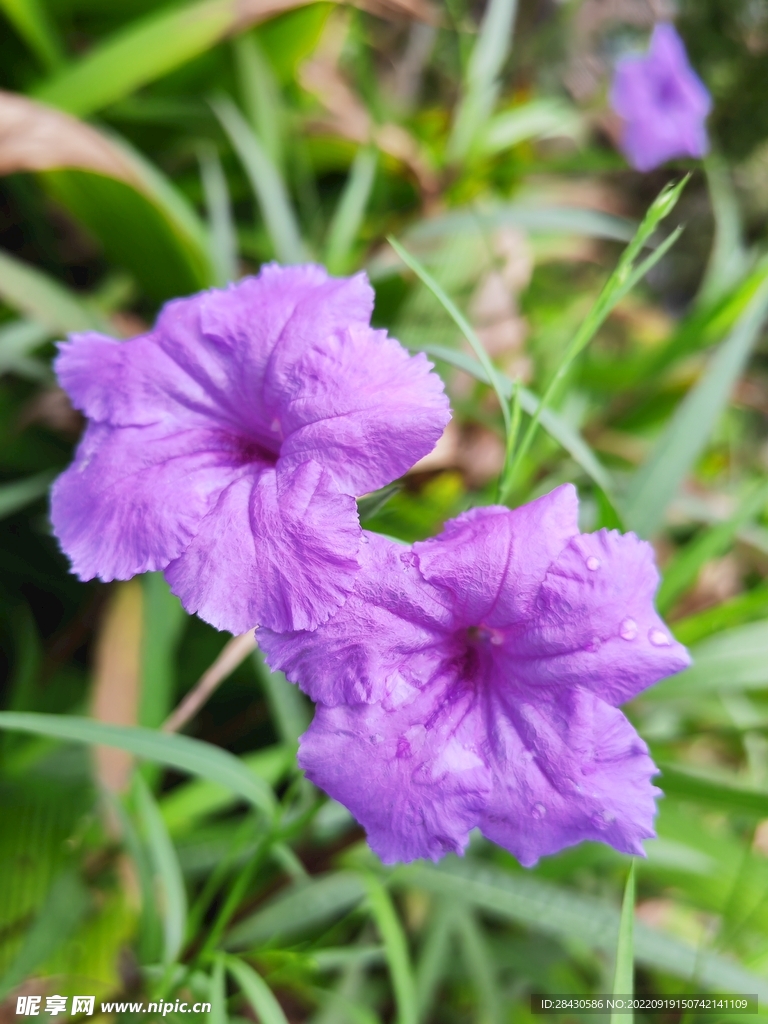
225,954 -> 290,1024
326,147 -> 378,274
0,712 -> 276,816
0,247 -> 106,332
624,277 -> 768,537
33,0 -> 314,117
611,861 -> 635,1024
394,859 -> 768,998
134,775 -> 188,965
200,145 -> 239,286
0,471 -> 55,522
650,621 -> 768,698
414,340 -> 614,494
213,96 -> 306,265
0,0 -> 62,69
364,875 -> 418,1024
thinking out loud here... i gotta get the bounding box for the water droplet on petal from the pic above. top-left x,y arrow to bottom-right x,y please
586,556 -> 601,571
649,628 -> 671,647
591,810 -> 615,830
619,617 -> 638,641
532,803 -> 547,819
521,750 -> 535,762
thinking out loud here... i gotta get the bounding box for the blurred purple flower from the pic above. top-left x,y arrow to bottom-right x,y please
52,264 -> 449,634
610,23 -> 712,172
260,485 -> 690,866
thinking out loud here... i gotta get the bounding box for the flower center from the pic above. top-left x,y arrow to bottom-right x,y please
466,624 -> 503,646
228,433 -> 280,468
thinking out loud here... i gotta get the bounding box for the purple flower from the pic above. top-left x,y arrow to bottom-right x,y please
51,264 -> 449,634
610,23 -> 712,172
259,485 -> 690,866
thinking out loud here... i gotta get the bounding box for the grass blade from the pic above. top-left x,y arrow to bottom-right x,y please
657,764 -> 768,818
394,859 -> 768,998
415,900 -> 455,1023
657,481 -> 768,614
210,956 -> 228,1024
213,95 -> 306,265
501,178 -> 687,499
33,0 -> 311,117
624,276 -> 768,538
134,775 -> 188,965
455,908 -> 501,1024
326,146 -> 378,274
0,471 -> 55,522
363,875 -> 418,1024
252,647 -> 310,747
140,573 -> 185,731
0,319 -> 50,374
0,711 -> 276,816
0,247 -> 106,332
672,583 -> 768,646
611,861 -> 635,1024
235,33 -> 284,169
0,871 -> 90,999
388,236 -> 511,440
480,99 -> 582,154
414,341 -> 614,494
448,0 -> 518,161
0,0 -> 62,69
648,621 -> 768,698
200,144 -> 239,286
226,871 -> 366,949
225,954 -> 290,1024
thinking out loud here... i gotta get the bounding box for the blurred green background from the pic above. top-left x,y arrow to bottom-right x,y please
2,0 -> 768,1020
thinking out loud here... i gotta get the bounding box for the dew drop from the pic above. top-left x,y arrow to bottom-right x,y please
619,617 -> 638,641
591,810 -> 615,831
532,803 -> 547,819
521,750 -> 535,762
586,556 -> 601,571
649,628 -> 671,647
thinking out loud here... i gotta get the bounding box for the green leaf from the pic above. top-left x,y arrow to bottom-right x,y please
200,145 -> 239,287
225,954 -> 291,1024
235,33 -> 284,169
393,859 -> 768,998
404,205 -> 636,247
0,871 -> 90,999
623,274 -> 768,538
363,875 -> 418,1024
0,319 -> 51,375
210,957 -> 228,1024
0,712 -> 276,816
160,746 -> 291,835
657,763 -> 768,818
657,481 -> 768,614
0,472 -> 55,522
213,96 -> 307,265
225,871 -> 366,949
140,573 -> 185,731
252,648 -> 310,747
0,247 -> 107,332
414,341 -> 614,494
326,146 -> 378,274
0,0 -> 62,69
415,900 -> 455,1023
672,583 -> 768,647
455,909 -> 501,1024
357,484 -> 402,523
649,621 -> 768,698
480,99 -> 582,155
388,236 -> 512,442
611,861 -> 635,1024
448,0 -> 518,161
134,775 -> 187,965
33,0 -> 311,117
502,178 -> 688,499
697,155 -> 747,307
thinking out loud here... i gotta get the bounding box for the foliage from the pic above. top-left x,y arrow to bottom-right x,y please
2,0 -> 768,1020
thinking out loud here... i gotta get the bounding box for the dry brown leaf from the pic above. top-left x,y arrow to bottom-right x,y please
0,91 -> 142,185
91,579 -> 143,795
163,630 -> 256,733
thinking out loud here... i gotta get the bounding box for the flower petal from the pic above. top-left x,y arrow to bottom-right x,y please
50,421 -> 238,581
480,687 -> 659,867
257,531 -> 451,706
413,484 -> 579,628
299,681 -> 491,864
165,460 -> 361,634
512,528 -> 690,704
278,327 -> 450,495
55,265 -> 375,442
